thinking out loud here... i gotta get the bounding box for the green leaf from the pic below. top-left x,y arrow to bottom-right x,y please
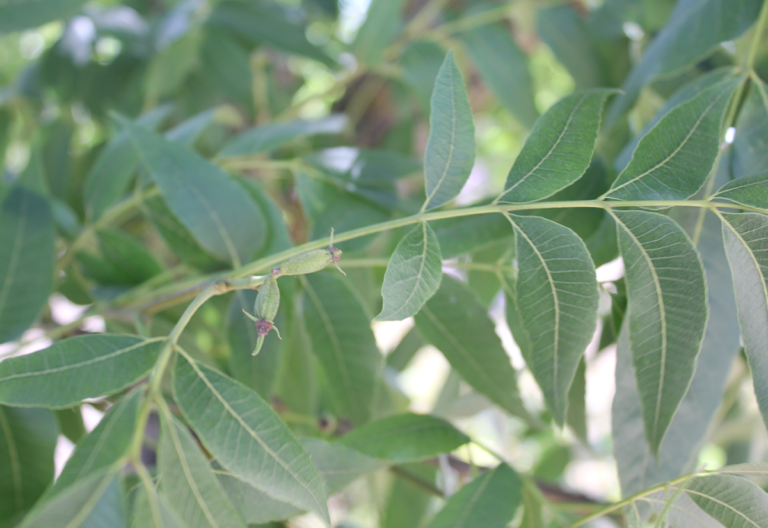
218,115 -> 347,158
351,0 -> 406,66
613,207 -> 741,498
208,1 -> 335,66
462,18 -> 538,128
714,172 -> 768,209
686,474 -> 768,528
401,40 -> 447,113
381,463 -> 436,528
84,107 -> 173,220
386,327 -> 425,372
734,78 -> 768,178
301,273 -> 382,425
0,0 -> 86,33
537,6 -> 605,90
0,186 -> 55,344
217,439 -> 385,524
566,358 -> 588,443
721,212 -> 768,431
432,213 -> 513,259
158,411 -> 245,528
226,290 -> 283,398
131,483 -> 186,528
605,0 -> 762,126
236,178 -> 293,258
172,354 -> 329,523
55,407 -> 86,444
614,210 -> 708,456
615,68 -> 738,172
606,77 -> 742,201
424,463 -> 522,528
423,50 -> 476,211
505,214 -> 599,424
496,90 -> 614,204
96,229 -> 164,285
0,407 -> 57,524
339,413 -> 469,462
165,108 -> 217,147
126,124 -> 266,267
0,334 -> 163,408
375,222 -> 442,321
145,29 -> 202,101
20,471 -> 126,528
415,275 -> 531,422
48,390 -> 142,498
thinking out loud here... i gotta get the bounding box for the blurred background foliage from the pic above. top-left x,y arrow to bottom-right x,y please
1,0 -> 767,527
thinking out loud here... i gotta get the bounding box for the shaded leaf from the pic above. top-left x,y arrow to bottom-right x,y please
376,222 -> 442,321
172,354 -> 329,523
686,474 -> 768,528
566,358 -> 588,443
0,334 -> 163,408
498,90 -> 614,203
605,0 -> 761,126
432,213 -> 513,259
415,275 -> 531,422
131,483 -> 186,528
423,50 -> 476,211
0,407 -> 57,523
340,413 -> 469,462
401,40 -> 447,113
0,186 -> 55,344
19,471 -> 126,528
0,0 -> 87,33
158,411 -> 245,528
424,464 -> 522,528
351,0 -> 405,66
721,212 -> 768,431
606,77 -> 742,201
385,327 -> 425,372
381,463 -> 436,528
218,115 -> 347,158
614,210 -> 708,456
714,172 -> 768,210
127,124 -> 266,267
301,273 -> 382,425
733,78 -> 768,179
505,214 -> 599,424
96,228 -> 163,285
462,18 -> 538,128
48,390 -> 142,498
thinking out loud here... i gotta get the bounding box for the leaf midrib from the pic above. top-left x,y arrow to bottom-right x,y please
380,222 -> 431,320
686,488 -> 761,527
424,61 -> 459,210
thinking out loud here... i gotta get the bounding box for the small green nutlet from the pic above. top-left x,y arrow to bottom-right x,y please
254,276 -> 280,322
272,229 -> 345,277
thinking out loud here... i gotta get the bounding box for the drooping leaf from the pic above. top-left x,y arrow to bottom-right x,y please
0,406 -> 57,524
733,78 -> 768,179
375,222 -> 442,321
301,273 -> 382,425
339,413 -> 469,462
158,411 -> 245,528
217,439 -> 385,524
415,275 -> 531,422
721,212 -> 768,430
217,115 -> 348,158
351,0 -> 405,66
505,214 -> 599,424
385,327 -> 425,372
423,464 -> 523,528
0,186 -> 55,344
126,124 -> 266,267
615,68 -> 738,172
55,407 -> 85,444
605,0 -> 762,126
614,210 -> 708,456
0,0 -> 87,33
462,18 -> 538,128
714,172 -> 768,210
685,474 -> 768,528
422,50 -> 476,211
606,77 -> 742,201
0,335 -> 163,408
207,1 -> 334,66
497,89 -> 614,204
19,471 -> 127,528
614,207 -> 741,499
172,354 -> 329,523
48,390 -> 142,498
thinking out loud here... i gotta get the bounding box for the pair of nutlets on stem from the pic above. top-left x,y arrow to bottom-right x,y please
243,231 -> 344,355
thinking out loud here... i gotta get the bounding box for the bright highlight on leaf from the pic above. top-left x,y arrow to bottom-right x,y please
422,50 -> 476,211
375,222 -> 442,321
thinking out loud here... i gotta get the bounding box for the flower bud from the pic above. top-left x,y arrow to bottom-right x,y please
254,277 -> 280,322
272,229 -> 345,277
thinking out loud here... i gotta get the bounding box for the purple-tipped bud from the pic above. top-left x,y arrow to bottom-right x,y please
330,246 -> 342,263
256,318 -> 273,337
